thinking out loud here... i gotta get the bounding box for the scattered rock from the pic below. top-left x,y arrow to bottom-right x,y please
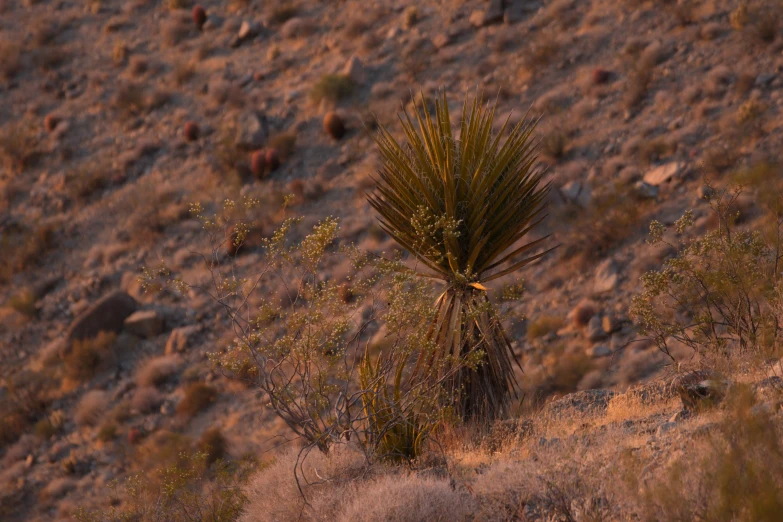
25,454 -> 34,468
165,325 -> 200,355
323,111 -> 346,140
633,180 -> 659,199
589,344 -> 611,358
433,33 -> 453,49
280,17 -> 315,39
656,422 -> 677,436
543,389 -> 617,419
342,55 -> 365,84
669,409 -> 690,422
123,310 -> 164,338
601,314 -> 623,334
237,20 -> 260,41
235,110 -> 269,150
586,316 -> 608,342
63,291 -> 138,354
469,0 -> 504,28
593,259 -> 619,293
560,180 -> 592,208
183,121 -> 199,142
643,162 -> 684,186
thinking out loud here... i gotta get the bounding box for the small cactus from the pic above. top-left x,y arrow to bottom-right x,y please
192,5 -> 207,29
323,111 -> 346,140
44,114 -> 60,132
265,148 -> 280,172
184,121 -> 199,141
250,150 -> 266,179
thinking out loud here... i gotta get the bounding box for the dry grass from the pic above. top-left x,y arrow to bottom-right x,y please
176,383 -> 217,419
75,390 -> 110,427
0,39 -> 23,79
136,355 -> 182,387
526,315 -> 564,341
63,332 -> 117,382
310,74 -> 355,105
0,122 -> 38,175
341,474 -> 475,522
131,386 -> 163,414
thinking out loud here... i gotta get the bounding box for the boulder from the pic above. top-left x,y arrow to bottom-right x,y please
589,344 -> 611,358
165,325 -> 200,355
586,315 -> 608,342
342,55 -> 365,84
593,259 -> 620,293
63,291 -> 138,353
643,162 -> 684,186
124,310 -> 164,338
469,0 -> 504,27
235,110 -> 269,150
560,180 -> 592,208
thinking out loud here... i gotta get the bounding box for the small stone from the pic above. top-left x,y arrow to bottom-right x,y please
469,0 -> 504,28
669,409 -> 690,422
602,314 -> 622,334
656,422 -> 677,436
593,259 -> 619,293
560,181 -> 592,208
165,325 -> 200,355
634,180 -> 659,199
590,344 -> 611,358
25,454 -> 34,468
755,73 -> 775,88
235,110 -> 269,150
643,162 -> 684,186
587,316 -> 608,342
238,21 -> 260,41
44,113 -> 60,132
123,310 -> 164,338
342,55 -> 365,84
433,33 -> 453,49
183,121 -> 199,142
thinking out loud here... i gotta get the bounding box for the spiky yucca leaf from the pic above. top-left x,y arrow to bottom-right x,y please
369,92 -> 551,421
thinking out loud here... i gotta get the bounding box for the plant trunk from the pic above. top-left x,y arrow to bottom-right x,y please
415,286 -> 519,423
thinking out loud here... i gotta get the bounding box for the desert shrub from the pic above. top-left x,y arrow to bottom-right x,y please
97,423 -> 117,442
339,474 -> 475,522
527,316 -> 564,341
0,122 -> 38,174
176,383 -> 217,419
63,332 -> 117,382
198,427 -> 228,466
631,183 -> 783,363
541,130 -> 567,160
75,390 -> 110,426
310,74 -> 354,104
0,39 -> 22,79
0,221 -> 59,283
132,386 -> 163,414
136,355 -> 182,387
268,4 -> 298,25
7,290 -> 38,318
561,181 -> 651,263
625,387 -> 783,521
75,452 -> 251,522
241,445 -> 372,522
35,411 -> 64,439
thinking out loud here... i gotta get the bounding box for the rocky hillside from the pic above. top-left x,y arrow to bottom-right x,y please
2,0 -> 783,519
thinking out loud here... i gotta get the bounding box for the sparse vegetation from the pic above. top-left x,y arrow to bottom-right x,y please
63,332 -> 117,382
176,383 -> 217,419
310,74 -> 354,104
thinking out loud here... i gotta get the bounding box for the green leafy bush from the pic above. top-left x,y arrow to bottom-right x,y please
631,184 -> 783,362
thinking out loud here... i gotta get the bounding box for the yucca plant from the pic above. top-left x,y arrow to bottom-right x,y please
359,344 -> 432,462
369,91 -> 551,422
